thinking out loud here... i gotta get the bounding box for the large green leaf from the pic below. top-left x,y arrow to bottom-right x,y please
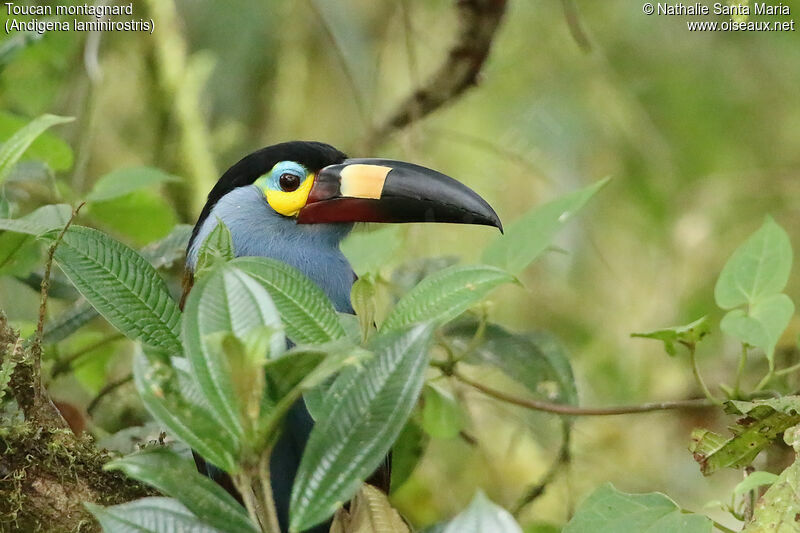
440,491 -> 522,533
43,226 -> 192,344
133,349 -> 238,473
105,447 -> 258,533
87,167 -> 180,203
563,483 -> 712,533
744,425 -> 800,532
232,256 -> 345,344
690,397 -> 800,476
0,114 -> 74,184
290,324 -> 434,532
50,226 -> 182,354
447,320 -> 577,406
714,216 -> 792,309
86,497 -> 224,533
182,265 -> 284,441
482,178 -> 609,274
381,265 -> 515,332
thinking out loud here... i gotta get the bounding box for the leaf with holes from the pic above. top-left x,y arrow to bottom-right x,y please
690,397 -> 800,476
49,226 -> 182,354
382,265 -> 515,332
290,324 -> 434,532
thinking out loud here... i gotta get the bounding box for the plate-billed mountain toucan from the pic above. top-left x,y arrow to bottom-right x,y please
183,141 -> 502,532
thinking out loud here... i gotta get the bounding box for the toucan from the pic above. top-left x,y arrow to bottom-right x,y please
183,141 -> 502,532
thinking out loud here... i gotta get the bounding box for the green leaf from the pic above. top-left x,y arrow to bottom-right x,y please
715,216 -> 792,309
86,497 -> 224,533
0,203 -> 72,235
422,383 -> 465,439
733,471 -> 779,495
139,224 -> 193,269
88,190 -> 178,246
351,275 -> 376,342
0,114 -> 74,185
51,226 -> 182,354
447,321 -> 577,406
290,324 -> 434,532
390,419 -> 428,491
182,265 -> 284,441
133,349 -> 238,473
104,447 -> 258,533
441,491 -> 522,533
744,425 -> 800,532
87,167 -> 180,203
563,483 -> 712,533
194,218 -> 234,277
0,111 -> 73,171
232,256 -> 346,344
42,226 -> 192,344
689,397 -> 800,476
482,178 -> 609,274
341,225 -> 402,275
382,265 -> 516,332
631,316 -> 710,356
720,294 -> 794,362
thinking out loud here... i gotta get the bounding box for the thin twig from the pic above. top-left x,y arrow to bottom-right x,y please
365,0 -> 508,151
452,370 -> 714,416
512,419 -> 571,516
33,202 -> 84,406
87,374 -> 133,415
51,333 -> 125,377
688,343 -> 722,405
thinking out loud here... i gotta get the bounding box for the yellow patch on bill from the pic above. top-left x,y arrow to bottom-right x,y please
339,164 -> 391,199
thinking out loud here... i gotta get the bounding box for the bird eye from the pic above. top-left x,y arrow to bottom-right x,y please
279,172 -> 301,192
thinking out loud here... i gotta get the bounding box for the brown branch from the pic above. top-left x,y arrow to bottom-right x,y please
513,419 -> 571,516
453,370 -> 714,416
33,202 -> 84,408
365,0 -> 508,151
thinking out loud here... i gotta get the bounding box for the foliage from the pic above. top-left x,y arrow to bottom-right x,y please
2,2 -> 800,532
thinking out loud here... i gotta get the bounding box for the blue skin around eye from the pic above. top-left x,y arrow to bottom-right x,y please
258,160 -> 309,191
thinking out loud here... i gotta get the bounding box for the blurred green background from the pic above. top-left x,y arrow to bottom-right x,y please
2,0 -> 800,530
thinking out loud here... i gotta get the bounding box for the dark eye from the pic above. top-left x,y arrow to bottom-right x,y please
279,172 -> 301,192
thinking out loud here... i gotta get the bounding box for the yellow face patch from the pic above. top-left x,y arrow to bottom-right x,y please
262,173 -> 314,217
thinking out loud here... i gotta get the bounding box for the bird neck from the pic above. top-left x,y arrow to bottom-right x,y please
188,185 -> 355,312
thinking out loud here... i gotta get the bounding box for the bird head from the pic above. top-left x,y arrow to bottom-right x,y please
187,141 -> 502,267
